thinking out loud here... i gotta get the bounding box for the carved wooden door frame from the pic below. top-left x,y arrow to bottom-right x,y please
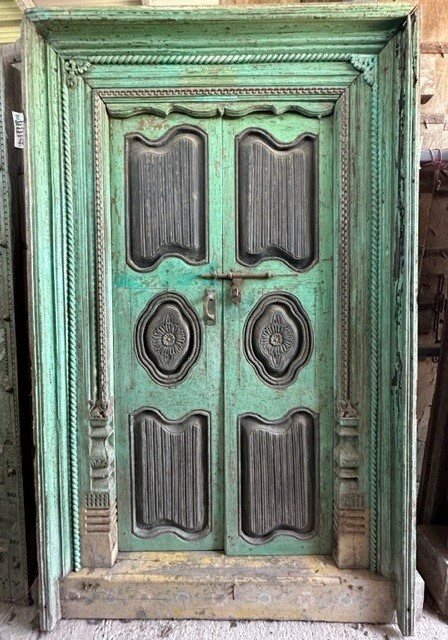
23,4 -> 418,634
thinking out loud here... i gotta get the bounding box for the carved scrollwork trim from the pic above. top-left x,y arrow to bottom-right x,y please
339,90 -> 350,405
90,52 -> 354,65
100,87 -> 343,100
93,93 -> 109,408
333,86 -> 373,569
108,102 -> 335,120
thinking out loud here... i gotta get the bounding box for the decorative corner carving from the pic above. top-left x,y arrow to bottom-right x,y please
64,59 -> 91,88
333,403 -> 370,569
350,55 -> 376,86
339,400 -> 359,420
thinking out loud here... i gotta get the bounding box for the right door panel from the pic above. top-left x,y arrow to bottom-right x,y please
222,112 -> 334,555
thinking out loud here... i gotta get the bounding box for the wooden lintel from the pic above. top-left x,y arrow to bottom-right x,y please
60,551 -> 395,623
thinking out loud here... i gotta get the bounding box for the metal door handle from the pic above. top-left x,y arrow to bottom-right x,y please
203,289 -> 216,324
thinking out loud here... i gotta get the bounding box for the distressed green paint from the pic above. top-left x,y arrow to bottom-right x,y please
221,112 -> 334,555
23,4 -> 418,634
110,113 -> 225,552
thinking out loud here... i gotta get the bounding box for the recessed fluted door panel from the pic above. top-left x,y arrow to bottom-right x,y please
127,125 -> 208,271
237,129 -> 317,271
131,408 -> 210,539
239,409 -> 317,543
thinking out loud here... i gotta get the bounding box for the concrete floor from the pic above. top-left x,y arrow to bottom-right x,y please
0,602 -> 447,640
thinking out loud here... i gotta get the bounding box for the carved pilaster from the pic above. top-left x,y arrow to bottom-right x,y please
82,400 -> 117,567
333,402 -> 370,569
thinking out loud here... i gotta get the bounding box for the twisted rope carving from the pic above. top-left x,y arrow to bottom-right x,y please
61,80 -> 81,571
84,52 -> 352,65
93,94 -> 109,406
340,91 -> 350,403
369,60 -> 380,571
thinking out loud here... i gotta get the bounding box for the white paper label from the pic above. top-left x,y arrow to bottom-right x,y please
11,111 -> 25,149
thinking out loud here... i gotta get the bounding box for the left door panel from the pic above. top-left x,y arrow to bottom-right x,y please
110,114 -> 224,551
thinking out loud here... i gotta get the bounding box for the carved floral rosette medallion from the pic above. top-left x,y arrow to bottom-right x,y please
135,292 -> 202,386
244,292 -> 313,387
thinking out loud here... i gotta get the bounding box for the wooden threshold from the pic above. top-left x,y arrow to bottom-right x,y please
60,551 -> 396,623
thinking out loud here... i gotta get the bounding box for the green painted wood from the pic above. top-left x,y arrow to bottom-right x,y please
22,23 -> 73,631
222,112 -> 333,555
110,113 -> 225,551
0,45 -> 29,606
23,5 -> 419,633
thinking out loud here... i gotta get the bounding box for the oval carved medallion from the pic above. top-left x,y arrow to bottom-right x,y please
244,292 -> 312,387
135,292 -> 201,386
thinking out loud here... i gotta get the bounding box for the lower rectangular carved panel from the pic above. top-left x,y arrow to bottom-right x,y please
239,409 -> 317,543
130,408 -> 210,540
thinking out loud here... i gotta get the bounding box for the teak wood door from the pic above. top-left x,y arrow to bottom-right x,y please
111,109 -> 334,555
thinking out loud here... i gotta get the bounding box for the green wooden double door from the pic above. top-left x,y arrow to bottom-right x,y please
110,109 -> 334,555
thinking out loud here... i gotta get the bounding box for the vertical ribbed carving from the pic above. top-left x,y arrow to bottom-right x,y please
239,409 -> 316,543
126,126 -> 208,271
131,408 -> 209,540
237,129 -> 317,271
